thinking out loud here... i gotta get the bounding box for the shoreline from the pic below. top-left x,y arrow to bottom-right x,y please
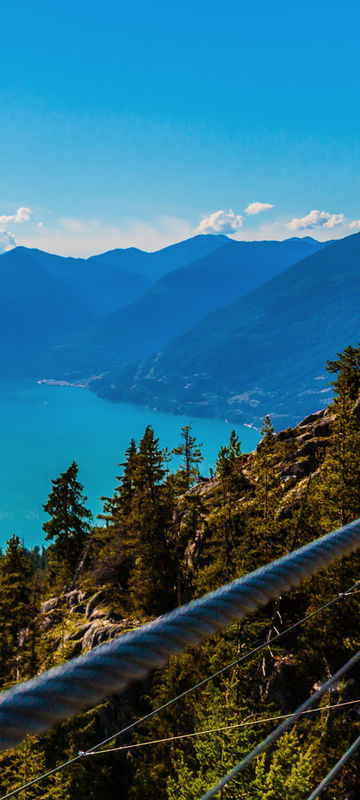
36,378 -> 262,432
37,378 -> 88,389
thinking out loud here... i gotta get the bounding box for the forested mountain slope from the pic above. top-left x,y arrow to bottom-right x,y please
1,345 -> 360,798
96,232 -> 360,427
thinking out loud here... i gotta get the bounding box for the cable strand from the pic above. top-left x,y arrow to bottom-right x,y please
2,518 -> 360,751
83,580 -> 360,755
306,733 -> 360,800
1,581 -> 358,800
200,649 -> 360,799
84,699 -> 360,755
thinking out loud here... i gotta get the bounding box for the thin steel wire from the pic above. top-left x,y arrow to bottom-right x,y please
306,733 -> 360,799
200,649 -> 360,799
1,582 -> 359,800
0,753 -> 83,800
80,581 -> 360,755
85,699 -> 360,754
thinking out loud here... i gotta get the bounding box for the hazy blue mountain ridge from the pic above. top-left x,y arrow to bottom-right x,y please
0,236 -> 232,378
93,232 -> 360,427
55,235 -> 326,378
0,248 -> 95,376
0,234 -> 326,393
10,247 -> 151,315
88,233 -> 229,279
2,235 -> 231,317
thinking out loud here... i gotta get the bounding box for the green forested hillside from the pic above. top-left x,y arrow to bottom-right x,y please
1,345 -> 360,799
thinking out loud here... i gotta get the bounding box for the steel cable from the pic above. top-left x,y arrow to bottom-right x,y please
306,733 -> 360,799
1,518 -> 360,752
0,581 -> 359,800
200,649 -> 360,799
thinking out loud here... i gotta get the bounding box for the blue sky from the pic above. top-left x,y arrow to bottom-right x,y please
1,0 -> 360,255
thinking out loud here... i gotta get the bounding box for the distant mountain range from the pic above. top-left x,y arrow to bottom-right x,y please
25,247 -> 151,315
93,232 -> 360,427
0,235 -> 229,374
88,233 -> 229,280
2,231 -> 356,428
0,248 -> 94,376
59,234 -> 324,375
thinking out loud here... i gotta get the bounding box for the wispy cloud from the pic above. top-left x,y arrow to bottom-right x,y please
244,202 -> 273,215
286,209 -> 344,231
196,209 -> 243,235
14,215 -> 194,257
349,220 -> 360,230
0,230 -> 16,253
0,207 -> 32,225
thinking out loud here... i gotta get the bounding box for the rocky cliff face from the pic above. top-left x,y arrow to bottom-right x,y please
190,406 -> 332,517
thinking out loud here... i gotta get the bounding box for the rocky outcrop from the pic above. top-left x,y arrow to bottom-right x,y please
38,587 -> 140,660
277,409 -> 333,500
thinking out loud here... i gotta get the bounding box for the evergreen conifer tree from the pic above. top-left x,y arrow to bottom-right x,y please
172,425 -> 203,493
0,535 -> 33,686
124,426 -> 176,615
316,344 -> 360,528
99,439 -> 138,527
43,461 -> 92,585
249,416 -> 285,564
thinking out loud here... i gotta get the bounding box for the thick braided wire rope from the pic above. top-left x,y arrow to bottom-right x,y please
1,518 -> 360,752
306,733 -> 360,800
1,585 -> 358,800
1,585 -> 357,800
80,581 -> 359,756
200,649 -> 360,799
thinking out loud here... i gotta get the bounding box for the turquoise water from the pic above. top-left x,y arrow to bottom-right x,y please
0,380 -> 260,549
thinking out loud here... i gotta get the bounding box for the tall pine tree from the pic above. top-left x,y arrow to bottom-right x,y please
124,427 -> 176,615
43,461 -> 92,586
0,536 -> 33,686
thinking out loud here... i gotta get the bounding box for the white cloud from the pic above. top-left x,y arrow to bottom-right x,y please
0,207 -> 32,225
13,207 -> 31,223
0,230 -> 16,253
349,220 -> 360,230
244,202 -> 274,215
196,209 -> 243,235
286,209 -> 345,231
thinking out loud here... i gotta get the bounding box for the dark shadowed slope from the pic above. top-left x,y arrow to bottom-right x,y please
0,248 -> 95,376
93,232 -> 360,427
11,247 -> 151,315
4,235 -> 230,315
60,235 -> 326,376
